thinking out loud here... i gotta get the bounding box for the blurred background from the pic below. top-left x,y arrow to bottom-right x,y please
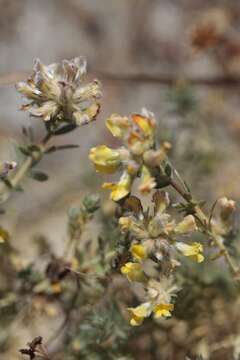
1,0 -> 240,358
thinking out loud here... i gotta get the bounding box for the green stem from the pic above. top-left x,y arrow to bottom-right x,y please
169,177 -> 240,278
79,250 -> 116,271
0,134 -> 52,204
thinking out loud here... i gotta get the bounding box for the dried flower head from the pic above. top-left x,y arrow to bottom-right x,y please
190,8 -> 230,52
16,57 -> 101,127
0,161 -> 17,178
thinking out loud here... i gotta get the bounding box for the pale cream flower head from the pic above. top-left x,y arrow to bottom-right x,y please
16,57 -> 101,127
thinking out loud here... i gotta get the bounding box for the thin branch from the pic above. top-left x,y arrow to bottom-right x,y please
169,177 -> 240,278
95,72 -> 240,87
1,70 -> 240,87
0,134 -> 52,204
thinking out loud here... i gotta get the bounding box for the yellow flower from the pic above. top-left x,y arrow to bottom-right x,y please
132,114 -> 156,137
89,145 -> 120,174
0,226 -> 10,243
130,244 -> 147,261
176,242 -> 204,263
153,303 -> 174,318
128,302 -> 152,326
102,171 -> 132,201
138,165 -> 156,194
106,114 -> 130,138
175,215 -> 197,234
121,262 -> 146,282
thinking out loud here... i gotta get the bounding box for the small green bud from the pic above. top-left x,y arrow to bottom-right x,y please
83,193 -> 101,213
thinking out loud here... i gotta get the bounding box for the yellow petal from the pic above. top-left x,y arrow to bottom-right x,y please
128,302 -> 152,326
121,262 -> 146,282
153,303 -> 174,318
176,242 -> 204,263
196,253 -> 204,263
130,316 -> 144,326
106,114 -> 130,138
132,114 -> 156,137
130,244 -> 147,261
89,145 -> 120,174
0,226 -> 9,243
102,172 -> 132,201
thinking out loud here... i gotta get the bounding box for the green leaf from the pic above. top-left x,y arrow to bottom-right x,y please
165,163 -> 172,177
53,123 -> 77,135
17,145 -> 31,156
155,175 -> 171,188
30,170 -> 49,182
15,185 -> 24,192
45,144 -> 80,154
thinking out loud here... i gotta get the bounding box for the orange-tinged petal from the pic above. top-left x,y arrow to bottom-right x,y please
132,114 -> 155,136
139,165 -> 156,194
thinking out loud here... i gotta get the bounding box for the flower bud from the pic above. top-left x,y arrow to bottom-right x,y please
82,194 -> 100,213
174,215 -> 197,234
219,197 -> 236,222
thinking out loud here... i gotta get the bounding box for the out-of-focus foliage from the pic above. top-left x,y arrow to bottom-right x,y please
1,3 -> 240,360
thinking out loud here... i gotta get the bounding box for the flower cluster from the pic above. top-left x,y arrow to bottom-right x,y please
119,192 -> 204,326
121,243 -> 178,326
127,276 -> 178,326
89,109 -> 171,201
16,57 -> 101,126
